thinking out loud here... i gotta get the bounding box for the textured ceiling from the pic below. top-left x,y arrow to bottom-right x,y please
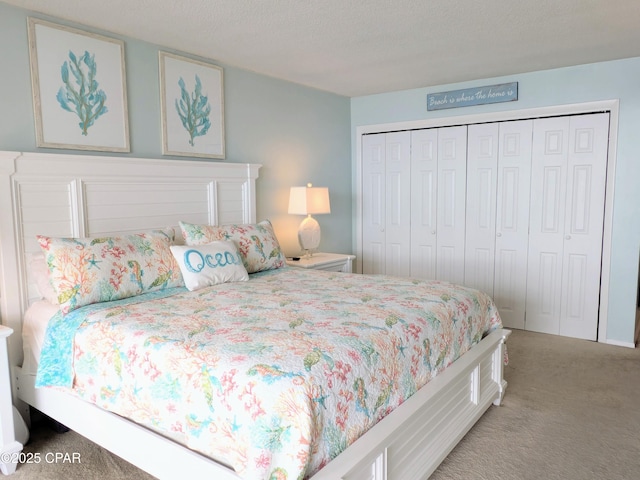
6,0 -> 640,97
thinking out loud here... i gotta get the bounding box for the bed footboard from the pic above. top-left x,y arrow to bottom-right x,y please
311,328 -> 511,480
13,328 -> 509,480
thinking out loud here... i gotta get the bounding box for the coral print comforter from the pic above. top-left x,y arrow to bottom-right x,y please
37,268 -> 502,479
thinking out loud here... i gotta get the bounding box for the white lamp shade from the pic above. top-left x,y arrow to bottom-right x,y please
288,187 -> 331,215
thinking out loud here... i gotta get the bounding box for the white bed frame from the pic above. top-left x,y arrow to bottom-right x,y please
0,151 -> 510,479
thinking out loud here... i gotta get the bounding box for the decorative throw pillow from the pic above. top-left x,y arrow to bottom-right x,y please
170,241 -> 249,291
179,220 -> 286,273
37,230 -> 184,314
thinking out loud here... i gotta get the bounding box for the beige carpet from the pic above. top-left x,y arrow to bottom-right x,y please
8,329 -> 640,479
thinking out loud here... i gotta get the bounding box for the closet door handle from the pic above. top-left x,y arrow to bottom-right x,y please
565,234 -> 571,240
496,232 -> 502,237
431,230 -> 436,235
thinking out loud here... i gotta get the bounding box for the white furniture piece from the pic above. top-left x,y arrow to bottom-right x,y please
0,151 -> 509,480
286,252 -> 355,273
0,326 -> 22,476
361,112 -> 609,341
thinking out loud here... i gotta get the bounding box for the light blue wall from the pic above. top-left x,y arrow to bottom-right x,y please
2,3 -> 637,344
351,58 -> 640,345
0,2 -> 352,257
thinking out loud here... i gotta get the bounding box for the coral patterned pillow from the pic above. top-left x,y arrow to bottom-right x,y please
37,230 -> 184,314
179,220 -> 286,273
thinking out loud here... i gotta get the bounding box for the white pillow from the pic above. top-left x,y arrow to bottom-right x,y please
27,253 -> 59,304
170,241 -> 249,291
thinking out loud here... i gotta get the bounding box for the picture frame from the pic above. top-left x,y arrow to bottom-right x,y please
27,18 -> 130,152
159,51 -> 225,159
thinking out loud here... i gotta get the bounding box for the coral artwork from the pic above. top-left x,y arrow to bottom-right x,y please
175,75 -> 211,146
56,50 -> 108,136
159,51 -> 223,158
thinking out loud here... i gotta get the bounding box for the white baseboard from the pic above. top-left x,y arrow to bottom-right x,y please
605,338 -> 636,349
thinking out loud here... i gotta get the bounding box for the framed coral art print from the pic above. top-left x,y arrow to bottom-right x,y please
159,51 -> 225,159
27,18 -> 130,152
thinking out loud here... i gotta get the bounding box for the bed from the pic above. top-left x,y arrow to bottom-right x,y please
0,151 -> 510,479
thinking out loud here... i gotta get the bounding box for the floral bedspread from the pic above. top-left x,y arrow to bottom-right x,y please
37,268 -> 502,479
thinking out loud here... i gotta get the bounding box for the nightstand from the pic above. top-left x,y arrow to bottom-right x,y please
286,253 -> 356,273
0,325 -> 22,475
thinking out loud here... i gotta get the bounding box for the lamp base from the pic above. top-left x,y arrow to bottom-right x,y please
297,215 -> 321,257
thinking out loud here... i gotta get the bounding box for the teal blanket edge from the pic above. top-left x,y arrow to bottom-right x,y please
35,287 -> 186,389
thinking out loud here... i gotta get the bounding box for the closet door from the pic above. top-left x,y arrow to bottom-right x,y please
410,129 -> 438,279
494,120 -> 533,329
526,113 -> 608,340
436,126 -> 467,285
526,116 -> 570,335
385,131 -> 411,276
361,131 -> 411,276
559,113 -> 609,339
465,123 -> 499,295
362,133 -> 386,275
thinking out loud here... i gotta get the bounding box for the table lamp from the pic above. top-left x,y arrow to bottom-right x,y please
288,183 -> 331,257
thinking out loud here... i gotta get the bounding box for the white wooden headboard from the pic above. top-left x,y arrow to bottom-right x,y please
0,151 -> 260,367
